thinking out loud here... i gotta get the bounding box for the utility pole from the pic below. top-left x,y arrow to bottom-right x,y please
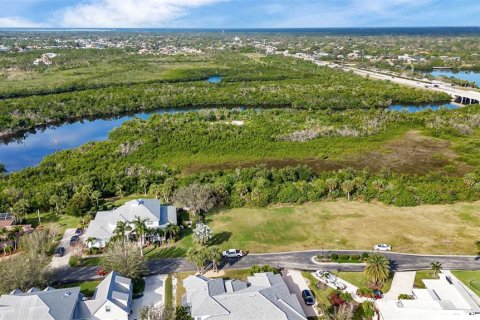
37,209 -> 41,226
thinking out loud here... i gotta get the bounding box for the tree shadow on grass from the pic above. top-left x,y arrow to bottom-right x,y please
145,246 -> 187,259
208,231 -> 232,246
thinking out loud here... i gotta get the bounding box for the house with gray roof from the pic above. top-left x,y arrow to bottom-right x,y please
84,198 -> 176,248
75,271 -> 132,320
183,272 -> 307,320
0,272 -> 132,320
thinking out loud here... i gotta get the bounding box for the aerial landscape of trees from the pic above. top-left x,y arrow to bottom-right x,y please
1,105 -> 480,217
0,52 -> 449,137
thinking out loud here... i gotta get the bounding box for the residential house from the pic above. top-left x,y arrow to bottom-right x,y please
84,199 -> 176,248
75,271 -> 132,320
183,272 -> 307,320
376,272 -> 480,320
0,272 -> 132,320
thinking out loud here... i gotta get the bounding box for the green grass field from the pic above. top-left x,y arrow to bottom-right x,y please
452,271 -> 480,296
204,200 -> 480,254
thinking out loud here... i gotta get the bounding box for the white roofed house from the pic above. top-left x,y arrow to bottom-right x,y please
74,271 -> 133,320
84,199 -> 176,248
0,271 -> 132,320
183,272 -> 307,320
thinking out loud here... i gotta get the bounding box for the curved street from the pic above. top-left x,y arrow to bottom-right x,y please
52,249 -> 480,284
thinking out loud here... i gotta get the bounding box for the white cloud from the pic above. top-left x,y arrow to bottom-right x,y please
0,16 -> 45,28
57,0 -> 226,28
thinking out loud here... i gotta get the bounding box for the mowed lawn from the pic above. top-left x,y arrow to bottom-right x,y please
207,200 -> 480,255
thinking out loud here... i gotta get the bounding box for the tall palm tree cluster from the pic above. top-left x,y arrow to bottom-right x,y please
107,218 -> 180,256
187,246 -> 222,274
186,222 -> 223,275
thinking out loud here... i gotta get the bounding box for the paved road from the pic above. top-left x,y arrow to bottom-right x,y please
52,249 -> 480,284
312,60 -> 480,103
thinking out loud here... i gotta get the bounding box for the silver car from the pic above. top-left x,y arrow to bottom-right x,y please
373,244 -> 392,251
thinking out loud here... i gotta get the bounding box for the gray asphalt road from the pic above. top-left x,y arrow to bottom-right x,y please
52,249 -> 480,284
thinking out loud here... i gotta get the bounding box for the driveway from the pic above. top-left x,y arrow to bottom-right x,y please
282,269 -> 318,318
130,274 -> 166,320
383,271 -> 416,300
50,228 -> 78,269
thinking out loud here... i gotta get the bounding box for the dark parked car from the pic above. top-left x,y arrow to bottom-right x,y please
74,228 -> 83,236
54,247 -> 65,257
302,289 -> 315,306
70,236 -> 79,246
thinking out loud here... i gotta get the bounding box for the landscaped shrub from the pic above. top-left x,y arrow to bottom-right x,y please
357,287 -> 374,298
249,264 -> 281,275
350,254 -> 361,261
361,252 -> 370,260
133,278 -> 145,298
338,254 -> 350,261
329,290 -> 354,306
330,253 -> 339,260
68,255 -> 80,267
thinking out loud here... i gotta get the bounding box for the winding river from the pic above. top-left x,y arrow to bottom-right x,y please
0,75 -> 464,172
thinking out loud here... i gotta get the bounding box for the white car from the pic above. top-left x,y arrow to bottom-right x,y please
314,270 -> 337,283
222,249 -> 246,258
373,244 -> 392,251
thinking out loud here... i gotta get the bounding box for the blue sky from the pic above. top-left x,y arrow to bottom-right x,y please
1,0 -> 479,28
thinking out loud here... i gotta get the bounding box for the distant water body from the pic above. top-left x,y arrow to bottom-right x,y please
429,70 -> 480,86
2,27 -> 480,36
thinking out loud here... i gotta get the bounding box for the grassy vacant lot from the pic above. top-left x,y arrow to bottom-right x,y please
452,271 -> 480,296
206,200 -> 480,254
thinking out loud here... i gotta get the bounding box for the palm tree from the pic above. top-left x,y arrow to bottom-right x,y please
430,261 -> 442,276
193,223 -> 212,245
0,227 -> 7,255
85,237 -> 96,249
113,221 -> 132,245
186,247 -> 208,274
364,253 -> 390,286
132,217 -> 148,256
341,180 -> 355,200
165,224 -> 180,243
152,228 -> 165,245
325,178 -> 338,195
207,246 -> 222,273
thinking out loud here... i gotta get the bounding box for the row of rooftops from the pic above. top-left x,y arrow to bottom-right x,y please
0,272 -> 132,320
183,272 -> 307,320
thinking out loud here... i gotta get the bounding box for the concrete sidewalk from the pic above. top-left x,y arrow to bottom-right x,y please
383,271 -> 416,300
